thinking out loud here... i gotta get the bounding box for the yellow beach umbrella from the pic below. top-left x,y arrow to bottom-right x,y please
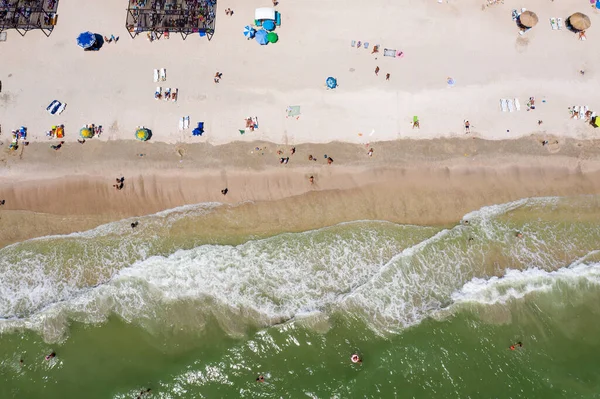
135,128 -> 150,141
569,12 -> 591,31
79,127 -> 93,139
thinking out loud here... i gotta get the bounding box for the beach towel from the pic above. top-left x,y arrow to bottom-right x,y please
155,87 -> 161,100
184,116 -> 190,129
153,69 -> 159,82
557,18 -> 563,30
508,99 -> 515,112
514,98 -> 521,111
397,51 -> 404,58
351,40 -> 356,47
582,106 -> 588,120
46,100 -> 60,115
160,68 -> 167,81
251,116 -> 259,129
57,103 -> 67,115
364,42 -> 369,49
383,48 -> 396,57
550,18 -> 558,30
171,88 -> 178,102
500,99 -> 508,112
286,106 -> 301,117
164,88 -> 171,101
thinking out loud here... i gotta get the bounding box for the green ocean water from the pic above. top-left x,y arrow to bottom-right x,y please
2,196 -> 600,398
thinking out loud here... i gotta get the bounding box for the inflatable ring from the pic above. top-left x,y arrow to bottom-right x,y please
351,354 -> 361,363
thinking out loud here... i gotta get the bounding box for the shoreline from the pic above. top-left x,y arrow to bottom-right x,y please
3,138 -> 600,248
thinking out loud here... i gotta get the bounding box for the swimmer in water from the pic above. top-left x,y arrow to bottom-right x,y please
256,375 -> 265,382
351,354 -> 362,364
45,352 -> 56,361
510,342 -> 523,350
516,232 -> 523,238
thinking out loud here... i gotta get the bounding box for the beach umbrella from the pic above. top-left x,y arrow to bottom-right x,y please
326,77 -> 337,89
79,127 -> 93,139
263,20 -> 276,31
593,117 -> 600,128
255,29 -> 268,45
135,128 -> 150,141
76,31 -> 96,49
569,12 -> 591,31
518,11 -> 538,28
243,25 -> 256,38
267,31 -> 278,43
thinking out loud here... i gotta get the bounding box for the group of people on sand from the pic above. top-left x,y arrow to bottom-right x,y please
113,176 -> 125,190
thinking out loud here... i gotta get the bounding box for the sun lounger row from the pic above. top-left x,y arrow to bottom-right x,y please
570,106 -> 589,120
155,87 -> 177,102
550,18 -> 563,30
500,98 -> 521,112
153,68 -> 167,82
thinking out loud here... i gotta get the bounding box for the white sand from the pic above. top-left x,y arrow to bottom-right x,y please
0,0 -> 598,144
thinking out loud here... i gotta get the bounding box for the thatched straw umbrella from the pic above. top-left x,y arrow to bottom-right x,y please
519,11 -> 538,28
569,12 -> 591,31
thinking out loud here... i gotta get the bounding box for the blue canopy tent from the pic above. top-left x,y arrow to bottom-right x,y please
244,25 -> 256,38
255,29 -> 268,45
262,20 -> 275,31
192,122 -> 204,136
76,31 -> 96,49
326,77 -> 337,89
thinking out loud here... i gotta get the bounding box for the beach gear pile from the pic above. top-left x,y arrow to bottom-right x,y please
246,7 -> 281,45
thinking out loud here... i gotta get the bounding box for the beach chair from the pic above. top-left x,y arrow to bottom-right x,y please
160,68 -> 167,81
383,48 -> 396,57
582,106 -> 588,120
153,69 -> 159,82
178,117 -> 184,130
251,116 -> 259,129
275,11 -> 281,26
557,18 -> 563,30
57,103 -> 67,115
500,99 -> 508,112
351,40 -> 356,47
164,88 -> 171,101
184,116 -> 190,129
364,42 -> 369,49
155,87 -> 162,100
511,9 -> 519,21
171,88 -> 178,102
550,18 -> 558,30
508,99 -> 515,112
514,98 -> 521,111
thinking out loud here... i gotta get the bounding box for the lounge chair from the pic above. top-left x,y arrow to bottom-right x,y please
508,99 -> 515,112
251,116 -> 259,129
582,106 -> 588,120
155,87 -> 162,100
275,11 -> 281,26
500,99 -> 508,112
557,18 -> 563,30
153,69 -> 159,82
184,116 -> 190,129
160,68 -> 166,81
57,103 -> 67,115
164,88 -> 171,101
171,88 -> 178,102
363,42 -> 369,49
179,117 -> 184,130
514,98 -> 521,111
550,18 -> 558,30
351,40 -> 356,47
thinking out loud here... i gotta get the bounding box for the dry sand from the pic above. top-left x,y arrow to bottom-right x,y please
3,137 -> 600,247
0,0 -> 599,144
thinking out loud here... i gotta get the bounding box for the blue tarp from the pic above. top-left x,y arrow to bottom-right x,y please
263,20 -> 275,31
192,122 -> 204,136
326,77 -> 337,89
255,29 -> 268,45
76,31 -> 96,49
244,25 -> 256,38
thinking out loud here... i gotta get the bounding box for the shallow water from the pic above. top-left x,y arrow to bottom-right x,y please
2,196 -> 600,398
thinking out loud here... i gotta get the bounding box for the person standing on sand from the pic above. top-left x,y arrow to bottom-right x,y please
0,200 -> 5,206
221,188 -> 228,195
309,175 -> 314,184
386,73 -> 390,81
375,66 -> 380,76
464,120 -> 470,134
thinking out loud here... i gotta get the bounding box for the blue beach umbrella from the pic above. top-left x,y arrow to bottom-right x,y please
255,29 -> 268,45
263,20 -> 275,31
76,31 -> 96,49
326,77 -> 337,89
243,25 -> 256,38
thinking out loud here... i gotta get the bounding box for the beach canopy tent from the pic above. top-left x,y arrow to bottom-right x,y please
76,31 -> 96,49
263,20 -> 275,31
255,29 -> 268,45
569,12 -> 591,31
244,25 -> 256,38
135,128 -> 150,141
594,117 -> 600,128
267,31 -> 278,43
255,7 -> 276,21
326,77 -> 337,89
518,11 -> 538,28
79,127 -> 93,139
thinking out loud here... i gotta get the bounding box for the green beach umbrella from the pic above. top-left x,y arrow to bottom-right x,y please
79,127 -> 93,139
135,128 -> 150,141
267,31 -> 278,43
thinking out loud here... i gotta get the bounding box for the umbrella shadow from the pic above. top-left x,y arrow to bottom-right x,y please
85,34 -> 104,51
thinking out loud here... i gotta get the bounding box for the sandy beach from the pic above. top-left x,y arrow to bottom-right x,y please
0,0 -> 599,145
3,137 -> 600,247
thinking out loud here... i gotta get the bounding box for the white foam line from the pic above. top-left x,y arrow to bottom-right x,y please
451,263 -> 600,306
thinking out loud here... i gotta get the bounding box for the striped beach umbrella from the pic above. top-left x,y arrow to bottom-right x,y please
135,128 -> 150,141
243,25 -> 255,38
79,127 -> 93,139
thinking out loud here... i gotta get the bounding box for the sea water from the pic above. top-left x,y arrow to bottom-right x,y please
2,196 -> 600,398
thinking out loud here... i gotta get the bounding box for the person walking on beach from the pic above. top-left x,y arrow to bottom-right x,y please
0,200 -> 5,206
221,188 -> 228,195
464,120 -> 470,134
386,73 -> 390,81
309,175 -> 314,184
374,66 -> 380,76
131,221 -> 139,229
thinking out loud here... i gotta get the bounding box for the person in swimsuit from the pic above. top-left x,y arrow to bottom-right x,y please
256,375 -> 265,382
